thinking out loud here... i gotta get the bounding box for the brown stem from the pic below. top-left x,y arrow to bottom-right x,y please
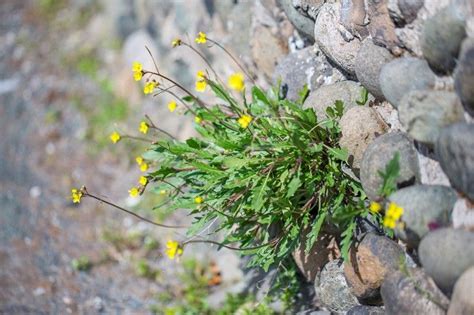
182,42 -> 225,86
144,114 -> 177,140
82,188 -> 188,229
182,237 -> 279,251
122,135 -> 153,142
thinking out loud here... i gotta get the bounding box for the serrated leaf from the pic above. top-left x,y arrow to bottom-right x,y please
305,211 -> 327,254
286,176 -> 301,198
328,147 -> 349,162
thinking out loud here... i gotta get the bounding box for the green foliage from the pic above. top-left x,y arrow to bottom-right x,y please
71,256 -> 92,271
143,80 -> 368,271
356,87 -> 369,105
378,152 -> 401,197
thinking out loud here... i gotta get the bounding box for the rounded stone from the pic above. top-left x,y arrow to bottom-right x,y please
303,81 -> 371,119
398,90 -> 465,146
315,260 -> 360,313
355,39 -> 394,100
389,185 -> 457,248
292,231 -> 339,283
360,132 -> 421,201
381,267 -> 450,315
379,57 -> 436,108
436,123 -> 474,202
454,37 -> 474,116
418,228 -> 474,294
343,233 -> 405,301
273,45 -> 346,102
421,4 -> 466,74
339,107 -> 388,171
314,3 -> 363,75
448,266 -> 474,315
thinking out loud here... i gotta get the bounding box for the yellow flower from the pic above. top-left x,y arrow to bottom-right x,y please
194,196 -> 203,204
195,116 -> 202,124
110,131 -> 121,144
139,121 -> 149,134
136,156 -> 144,166
71,188 -> 83,204
165,240 -> 183,260
160,189 -> 167,195
197,70 -> 206,81
132,62 -> 143,81
139,176 -> 148,186
129,187 -> 139,198
143,81 -> 157,95
171,38 -> 182,47
195,31 -> 207,44
228,72 -> 245,92
237,114 -> 252,129
369,201 -> 382,213
195,80 -> 207,92
386,202 -> 404,220
383,216 -> 396,229
168,101 -> 177,112
140,162 -> 149,172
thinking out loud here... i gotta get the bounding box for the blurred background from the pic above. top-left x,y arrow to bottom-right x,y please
0,0 -> 299,313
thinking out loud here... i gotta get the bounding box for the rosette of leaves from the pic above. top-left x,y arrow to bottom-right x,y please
143,81 -> 371,271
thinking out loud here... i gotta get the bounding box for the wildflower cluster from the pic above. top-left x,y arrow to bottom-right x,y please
383,202 -> 404,228
71,188 -> 83,204
166,240 -> 183,260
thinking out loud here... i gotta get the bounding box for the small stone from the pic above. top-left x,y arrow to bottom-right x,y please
379,57 -> 436,108
273,45 -> 346,102
277,0 -> 315,39
398,90 -> 465,145
366,0 -> 400,51
346,305 -> 385,315
436,123 -> 474,202
389,185 -> 457,248
419,228 -> 474,294
339,107 -> 388,171
292,0 -> 325,20
360,132 -> 421,201
452,197 -> 474,230
381,267 -> 450,315
355,39 -> 394,100
448,266 -> 474,315
315,260 -> 360,313
454,37 -> 474,116
421,4 -> 466,74
303,81 -> 371,119
314,3 -> 363,75
292,231 -> 339,283
344,233 -> 405,301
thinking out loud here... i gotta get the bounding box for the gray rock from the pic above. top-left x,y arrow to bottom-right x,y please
360,132 -> 421,201
303,81 -> 371,119
274,45 -> 346,102
339,107 -> 388,171
436,123 -> 474,202
314,3 -> 363,75
419,228 -> 474,294
421,4 -> 467,74
398,90 -> 465,145
454,37 -> 474,116
389,185 -> 457,248
344,233 -> 405,301
315,260 -> 360,313
398,0 -> 424,24
340,0 -> 369,39
355,39 -> 394,100
277,0 -> 315,39
448,266 -> 474,315
366,0 -> 400,52
251,25 -> 288,79
381,267 -> 450,315
292,0 -> 325,20
379,57 -> 436,108
452,197 -> 474,230
347,305 -> 385,315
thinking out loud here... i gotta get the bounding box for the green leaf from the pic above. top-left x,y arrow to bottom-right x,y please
252,86 -> 270,105
190,161 -> 224,174
182,95 -> 194,102
186,138 -> 201,149
305,211 -> 327,254
286,176 -> 302,198
378,152 -> 401,197
297,84 -> 310,105
334,100 -> 345,117
340,220 -> 356,262
328,147 -> 349,162
356,87 -> 369,105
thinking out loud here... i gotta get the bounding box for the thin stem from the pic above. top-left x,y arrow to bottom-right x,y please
144,114 -> 177,140
82,188 -> 188,229
207,38 -> 256,85
154,86 -> 197,116
182,42 -> 225,86
182,237 -> 279,251
122,135 -> 152,142
145,45 -> 160,75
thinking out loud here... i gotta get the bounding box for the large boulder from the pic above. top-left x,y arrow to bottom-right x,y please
454,37 -> 474,116
448,266 -> 474,315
